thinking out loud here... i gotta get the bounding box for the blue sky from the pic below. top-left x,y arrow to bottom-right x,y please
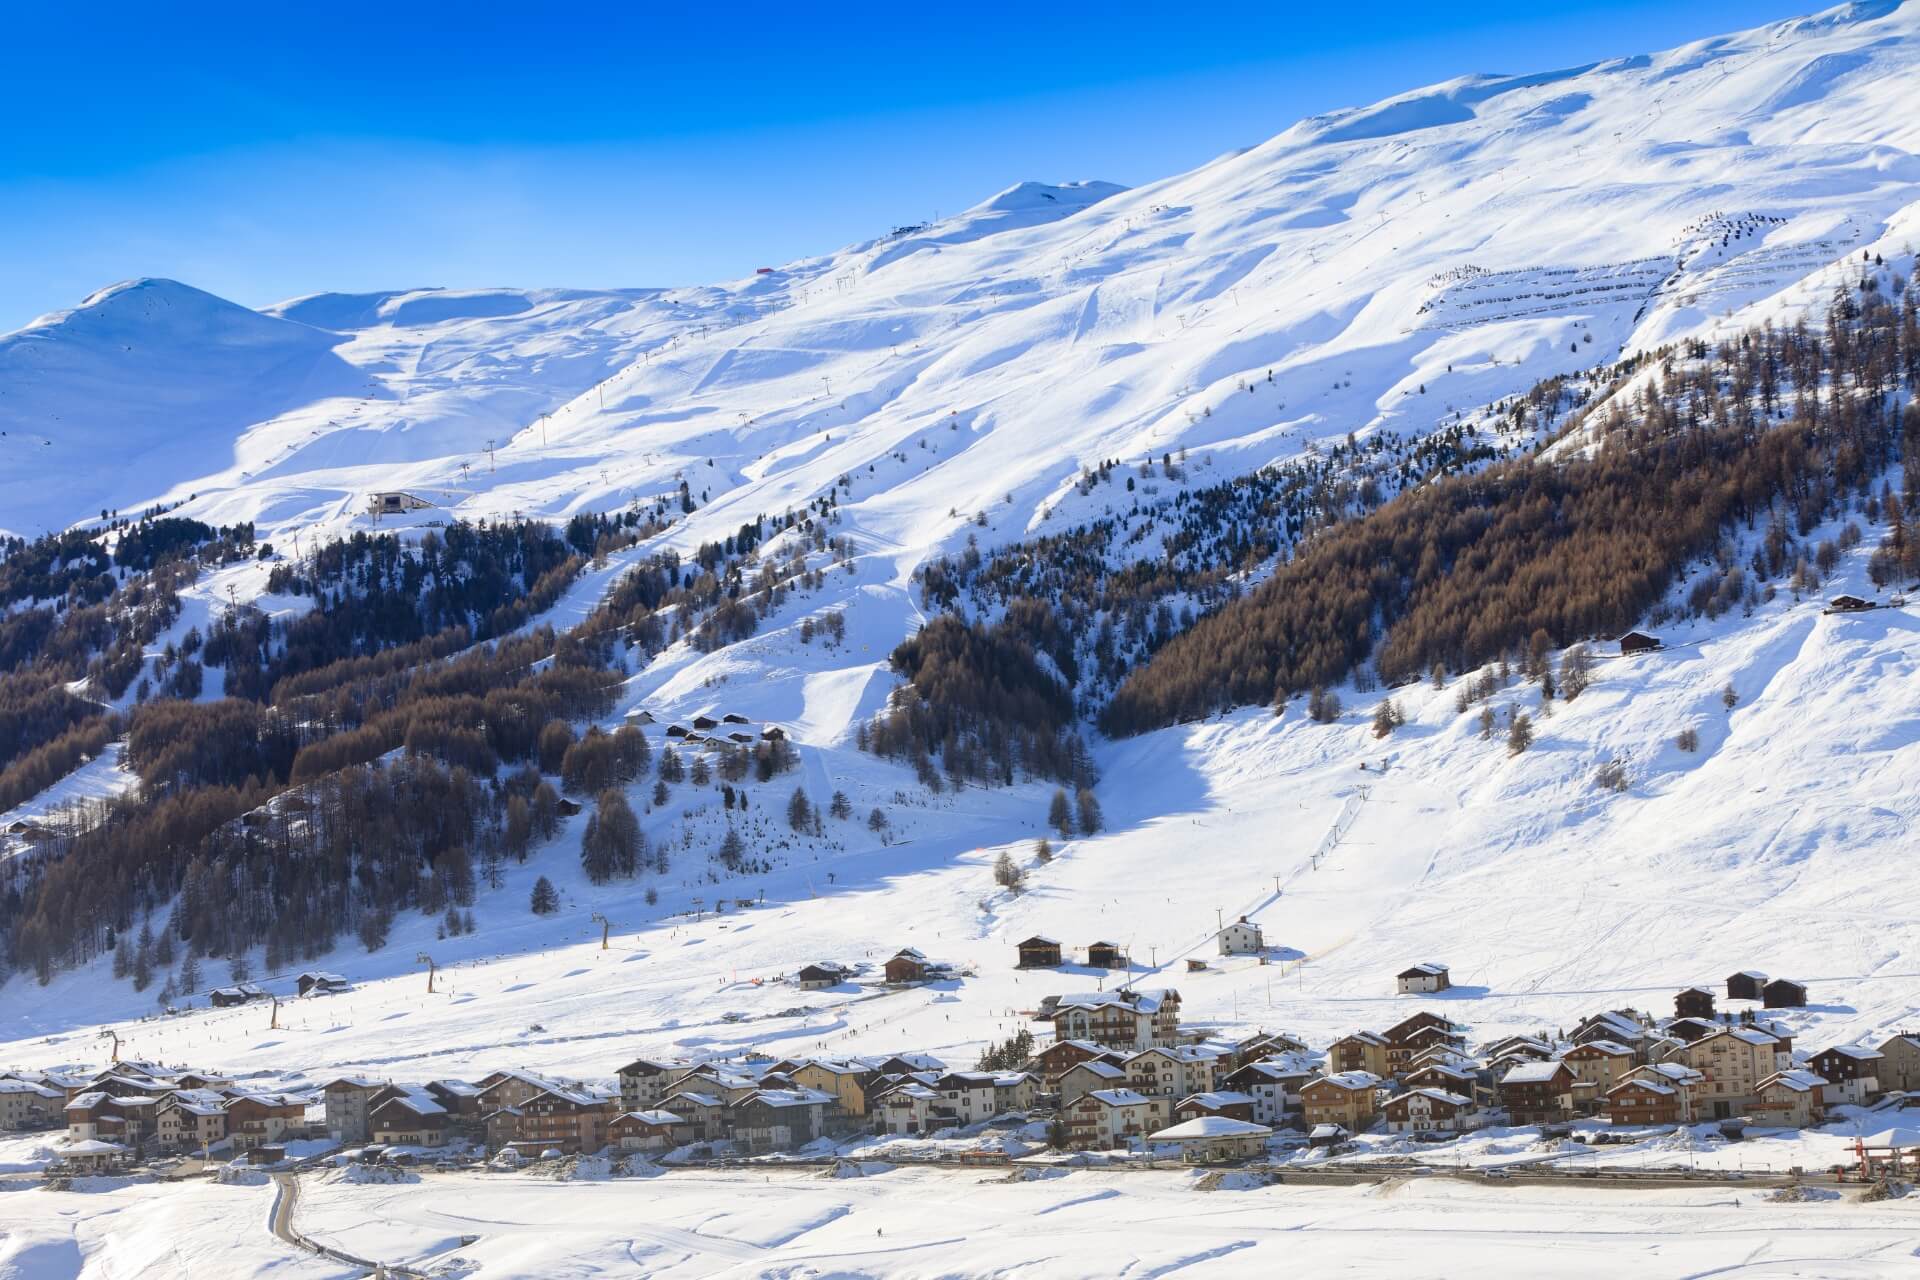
0,1 -> 1820,331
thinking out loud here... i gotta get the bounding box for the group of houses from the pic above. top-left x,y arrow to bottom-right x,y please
631,706 -> 787,749
0,1060 -> 313,1172
1013,917 -> 1272,974
23,958 -> 1919,1175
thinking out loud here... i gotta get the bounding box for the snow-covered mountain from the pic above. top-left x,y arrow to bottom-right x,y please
4,0 -> 1920,1107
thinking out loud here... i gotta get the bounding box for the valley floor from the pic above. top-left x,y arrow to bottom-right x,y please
6,1164 -> 1918,1280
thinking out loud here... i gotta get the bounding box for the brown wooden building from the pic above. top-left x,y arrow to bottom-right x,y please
1016,936 -> 1063,969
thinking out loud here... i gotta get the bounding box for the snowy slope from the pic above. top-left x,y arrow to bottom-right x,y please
4,0 -> 1920,1110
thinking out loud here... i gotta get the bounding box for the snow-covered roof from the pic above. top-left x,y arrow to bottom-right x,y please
1394,1088 -> 1471,1108
617,1109 -> 684,1127
1085,1088 -> 1151,1108
1822,1044 -> 1882,1061
1760,1069 -> 1826,1093
1399,962 -> 1449,977
1570,1039 -> 1635,1057
1501,1061 -> 1570,1085
373,1087 -> 446,1117
1071,1061 -> 1127,1081
1150,1116 -> 1271,1140
1611,1078 -> 1675,1097
1311,1071 -> 1383,1092
1179,1091 -> 1256,1109
61,1139 -> 128,1155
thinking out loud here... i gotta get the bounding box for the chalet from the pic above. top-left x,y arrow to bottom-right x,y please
1499,1061 -> 1576,1125
426,1079 -> 487,1130
796,963 -> 850,990
868,1053 -> 945,1077
761,727 -> 787,742
1751,1070 -> 1827,1128
727,732 -> 755,744
658,1091 -> 728,1141
1329,1031 -> 1391,1078
1824,594 -> 1875,614
1384,1088 -> 1479,1135
791,1061 -> 871,1119
607,1109 -> 684,1152
368,1088 -> 449,1148
623,708 -> 656,727
1300,1072 -> 1384,1132
555,797 -> 583,816
154,1092 -> 227,1151
730,1088 -> 830,1152
1763,978 -> 1808,1009
870,1082 -> 940,1135
1061,1088 -> 1165,1150
514,1086 -> 616,1154
1035,1039 -> 1114,1083
296,971 -> 349,997
1016,936 -> 1063,969
665,725 -> 689,739
1404,1061 -> 1479,1099
1216,917 -> 1265,956
615,1059 -> 687,1113
1396,963 -> 1450,994
1086,941 -> 1128,970
209,984 -> 266,1008
884,949 -> 931,983
691,715 -> 719,731
321,1077 -> 386,1143
1674,987 -> 1716,1021
1809,1045 -> 1882,1107
1232,1031 -> 1310,1068
663,1065 -> 759,1104
1604,1078 -> 1684,1128
1056,1059 -> 1130,1107
1681,1027 -> 1790,1119
1148,1115 -> 1271,1162
226,1092 -> 307,1150
1618,631 -> 1662,655
1044,989 -> 1179,1050
928,1072 -> 1001,1126
1561,1040 -> 1637,1107
992,1072 -> 1039,1115
1172,1091 -> 1258,1124
1481,1033 -> 1554,1062
1726,971 -> 1768,1002
722,713 -> 750,725
1125,1045 -> 1222,1100
1386,1023 -> 1466,1072
1878,1034 -> 1920,1093
1665,1017 -> 1721,1046
1221,1060 -> 1310,1125
0,1078 -> 62,1131
475,1070 -> 576,1112
1572,1009 -> 1650,1049
66,1093 -> 158,1146
366,491 -> 434,517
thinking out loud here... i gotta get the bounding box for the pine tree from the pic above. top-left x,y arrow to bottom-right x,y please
787,787 -> 812,832
1034,837 -> 1053,864
1076,788 -> 1103,835
1478,706 -> 1496,740
993,850 -> 1025,892
530,876 -> 560,915
1507,712 -> 1534,755
179,950 -> 203,995
1559,643 -> 1593,700
1372,699 -> 1398,738
1048,788 -> 1074,838
1721,682 -> 1739,710
829,790 -> 852,819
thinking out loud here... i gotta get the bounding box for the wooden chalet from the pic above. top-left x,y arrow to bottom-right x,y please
1674,987 -> 1716,1020
721,713 -> 750,725
796,963 -> 850,990
1763,978 -> 1808,1009
1396,962 -> 1450,994
1618,631 -> 1662,655
1726,971 -> 1768,1002
1016,936 -> 1063,969
296,971 -> 350,997
1086,941 -> 1128,970
1824,594 -> 1875,614
1498,1060 -> 1576,1125
691,715 -> 719,731
209,983 -> 266,1008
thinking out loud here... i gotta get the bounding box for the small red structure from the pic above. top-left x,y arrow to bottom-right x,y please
755,267 -> 775,275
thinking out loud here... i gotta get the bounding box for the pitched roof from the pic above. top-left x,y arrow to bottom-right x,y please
1150,1116 -> 1271,1140
1398,962 -> 1449,977
1085,1088 -> 1151,1108
1310,1071 -> 1383,1092
1501,1061 -> 1571,1085
1393,1087 -> 1472,1108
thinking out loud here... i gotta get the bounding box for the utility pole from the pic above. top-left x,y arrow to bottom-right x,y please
591,913 -> 610,950
486,439 -> 496,472
417,952 -> 437,994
